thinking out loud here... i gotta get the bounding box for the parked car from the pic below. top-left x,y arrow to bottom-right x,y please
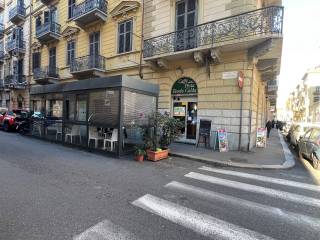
290,124 -> 312,147
0,109 -> 30,132
298,127 -> 320,169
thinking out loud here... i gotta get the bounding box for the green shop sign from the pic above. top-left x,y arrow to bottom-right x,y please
171,77 -> 198,96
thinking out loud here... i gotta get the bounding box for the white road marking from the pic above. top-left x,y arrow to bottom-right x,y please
165,181 -> 320,231
132,194 -> 275,240
185,172 -> 320,208
199,166 -> 320,192
73,219 -> 140,240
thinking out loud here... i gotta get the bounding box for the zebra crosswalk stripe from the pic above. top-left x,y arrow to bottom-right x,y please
73,219 -> 140,240
165,181 -> 320,231
132,194 -> 275,240
199,166 -> 320,193
185,172 -> 320,208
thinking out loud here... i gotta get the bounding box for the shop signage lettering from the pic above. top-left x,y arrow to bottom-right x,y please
222,71 -> 238,79
172,77 -> 198,95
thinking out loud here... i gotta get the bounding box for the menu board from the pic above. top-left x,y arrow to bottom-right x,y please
256,128 -> 267,148
199,119 -> 211,136
218,129 -> 229,152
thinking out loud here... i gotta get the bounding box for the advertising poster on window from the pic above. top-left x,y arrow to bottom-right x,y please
218,129 -> 229,152
256,128 -> 267,148
173,106 -> 186,116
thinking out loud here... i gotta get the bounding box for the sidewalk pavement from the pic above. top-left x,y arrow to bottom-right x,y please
169,129 -> 295,169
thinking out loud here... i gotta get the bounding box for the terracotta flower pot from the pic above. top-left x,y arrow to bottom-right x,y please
134,155 -> 144,162
146,149 -> 169,161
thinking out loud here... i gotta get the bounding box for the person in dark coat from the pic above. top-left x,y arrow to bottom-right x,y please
266,120 -> 273,138
271,119 -> 275,128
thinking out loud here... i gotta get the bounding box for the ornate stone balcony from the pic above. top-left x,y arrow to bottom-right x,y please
6,39 -> 26,55
4,74 -> 27,89
70,54 -> 106,79
143,6 -> 283,61
36,22 -> 61,44
9,4 -> 26,25
33,66 -> 59,85
72,0 -> 107,28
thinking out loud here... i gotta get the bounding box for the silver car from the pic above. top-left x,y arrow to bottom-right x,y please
298,127 -> 320,169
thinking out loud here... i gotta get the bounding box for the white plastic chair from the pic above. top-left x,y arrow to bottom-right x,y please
65,125 -> 80,144
88,127 -> 104,148
103,129 -> 118,151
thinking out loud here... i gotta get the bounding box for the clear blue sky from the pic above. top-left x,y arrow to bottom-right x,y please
278,0 -> 320,107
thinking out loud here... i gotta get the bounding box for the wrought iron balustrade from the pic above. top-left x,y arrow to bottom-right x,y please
36,22 -> 61,37
34,66 -> 59,80
9,4 -> 26,20
4,74 -> 27,88
144,6 -> 284,58
70,55 -> 106,73
72,0 -> 107,19
0,23 -> 4,35
0,50 -> 4,60
6,39 -> 26,52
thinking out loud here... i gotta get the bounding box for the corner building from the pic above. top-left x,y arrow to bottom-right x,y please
141,0 -> 283,150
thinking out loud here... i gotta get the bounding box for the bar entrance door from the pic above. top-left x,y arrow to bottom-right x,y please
172,97 -> 198,144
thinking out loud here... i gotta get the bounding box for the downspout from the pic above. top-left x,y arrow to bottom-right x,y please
28,2 -> 33,111
247,62 -> 254,151
138,0 -> 145,79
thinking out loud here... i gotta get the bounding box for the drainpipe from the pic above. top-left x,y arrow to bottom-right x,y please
247,63 -> 254,151
138,0 -> 145,79
27,3 -> 33,111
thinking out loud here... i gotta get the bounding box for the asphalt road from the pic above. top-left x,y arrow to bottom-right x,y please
0,132 -> 319,240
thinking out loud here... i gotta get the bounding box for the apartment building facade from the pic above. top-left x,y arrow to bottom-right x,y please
141,0 -> 283,150
4,0 -> 283,152
0,0 -> 31,110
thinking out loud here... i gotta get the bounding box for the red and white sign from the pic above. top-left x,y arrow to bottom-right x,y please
238,71 -> 244,89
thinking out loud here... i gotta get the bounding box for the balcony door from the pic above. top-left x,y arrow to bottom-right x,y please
49,47 -> 56,76
13,60 -> 23,83
175,0 -> 197,52
89,32 -> 100,68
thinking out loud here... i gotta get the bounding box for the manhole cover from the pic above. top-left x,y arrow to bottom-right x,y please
229,157 -> 248,163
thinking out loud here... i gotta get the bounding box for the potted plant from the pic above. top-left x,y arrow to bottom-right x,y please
134,146 -> 146,162
143,112 -> 184,161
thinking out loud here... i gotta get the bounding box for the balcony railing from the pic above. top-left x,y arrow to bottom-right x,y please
36,22 -> 61,42
0,1 -> 4,11
72,0 -> 107,26
34,66 -> 59,80
9,4 -> 26,24
0,23 -> 4,37
70,55 -> 106,73
0,50 -> 4,61
4,74 -> 27,89
6,40 -> 26,53
143,6 -> 284,58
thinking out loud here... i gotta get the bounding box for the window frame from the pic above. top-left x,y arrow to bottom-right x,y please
32,52 -> 41,73
68,0 -> 76,19
89,31 -> 100,56
66,40 -> 76,66
117,19 -> 133,54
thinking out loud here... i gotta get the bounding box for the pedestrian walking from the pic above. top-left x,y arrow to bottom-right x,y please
266,120 -> 272,138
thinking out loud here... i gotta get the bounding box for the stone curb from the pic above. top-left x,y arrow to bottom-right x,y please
170,131 -> 296,170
